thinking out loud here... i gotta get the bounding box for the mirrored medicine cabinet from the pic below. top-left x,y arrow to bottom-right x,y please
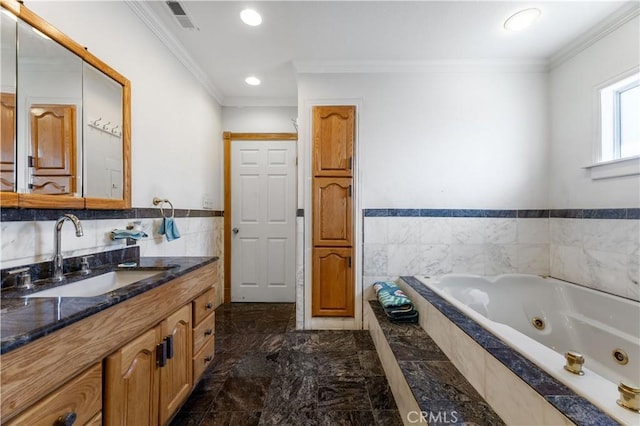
0,0 -> 131,209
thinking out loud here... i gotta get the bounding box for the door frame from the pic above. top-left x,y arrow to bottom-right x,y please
223,132 -> 298,303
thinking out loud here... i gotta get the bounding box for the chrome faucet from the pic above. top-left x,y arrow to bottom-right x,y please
52,214 -> 84,282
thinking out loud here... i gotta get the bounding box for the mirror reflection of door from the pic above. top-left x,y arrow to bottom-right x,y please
29,104 -> 76,195
1,93 -> 16,192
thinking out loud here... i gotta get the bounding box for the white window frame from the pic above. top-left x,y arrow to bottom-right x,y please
586,68 -> 640,180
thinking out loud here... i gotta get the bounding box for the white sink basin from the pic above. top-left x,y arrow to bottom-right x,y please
25,270 -> 162,298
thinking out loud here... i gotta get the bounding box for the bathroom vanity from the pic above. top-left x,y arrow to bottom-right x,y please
0,257 -> 218,425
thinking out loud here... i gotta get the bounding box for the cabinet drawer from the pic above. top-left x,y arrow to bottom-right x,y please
193,287 -> 215,326
6,363 -> 102,426
193,311 -> 215,354
193,337 -> 215,383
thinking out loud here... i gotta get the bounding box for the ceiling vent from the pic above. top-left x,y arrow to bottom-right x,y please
165,1 -> 198,30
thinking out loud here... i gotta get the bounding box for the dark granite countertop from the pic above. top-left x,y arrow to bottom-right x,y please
0,256 -> 218,355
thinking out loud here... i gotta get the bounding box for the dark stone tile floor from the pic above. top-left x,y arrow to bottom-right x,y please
171,303 -> 402,426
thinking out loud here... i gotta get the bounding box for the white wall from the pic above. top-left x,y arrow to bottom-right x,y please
549,16 -> 640,209
28,1 -> 223,210
222,106 -> 298,133
548,15 -> 640,301
298,70 -> 550,210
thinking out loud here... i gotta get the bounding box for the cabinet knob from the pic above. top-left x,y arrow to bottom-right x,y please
204,355 -> 213,363
205,303 -> 213,309
204,329 -> 213,336
55,412 -> 77,426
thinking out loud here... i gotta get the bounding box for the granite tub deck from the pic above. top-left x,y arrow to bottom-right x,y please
395,276 -> 620,426
365,300 -> 504,425
171,303 -> 403,426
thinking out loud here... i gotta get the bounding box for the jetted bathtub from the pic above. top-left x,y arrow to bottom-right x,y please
416,274 -> 640,424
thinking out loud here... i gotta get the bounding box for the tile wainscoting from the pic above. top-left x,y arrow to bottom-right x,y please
363,209 -> 639,302
1,208 -> 225,306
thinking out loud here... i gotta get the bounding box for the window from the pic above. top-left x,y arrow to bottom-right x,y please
599,72 -> 640,162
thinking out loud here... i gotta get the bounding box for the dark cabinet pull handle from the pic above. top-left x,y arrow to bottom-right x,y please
205,303 -> 213,309
55,412 -> 77,426
165,335 -> 174,360
204,355 -> 213,363
157,341 -> 167,367
204,329 -> 213,336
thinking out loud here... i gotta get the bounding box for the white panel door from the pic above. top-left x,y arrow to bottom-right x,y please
231,140 -> 296,302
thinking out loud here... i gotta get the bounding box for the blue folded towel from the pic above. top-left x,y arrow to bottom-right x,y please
111,229 -> 148,240
158,217 -> 180,241
373,281 -> 413,309
373,280 -> 419,324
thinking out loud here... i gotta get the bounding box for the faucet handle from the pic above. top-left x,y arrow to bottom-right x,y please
8,267 -> 33,289
80,255 -> 94,274
564,351 -> 585,375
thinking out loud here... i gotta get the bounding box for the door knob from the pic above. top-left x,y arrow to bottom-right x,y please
232,227 -> 239,234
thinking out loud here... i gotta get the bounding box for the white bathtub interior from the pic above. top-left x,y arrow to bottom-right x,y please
416,274 -> 640,425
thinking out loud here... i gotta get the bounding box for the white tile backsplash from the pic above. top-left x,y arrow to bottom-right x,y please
452,218 -> 485,244
550,218 -> 640,301
364,214 -> 639,301
483,219 -> 517,245
419,218 -> 453,244
1,216 -> 219,269
517,218 -> 549,244
451,244 -> 485,274
363,244 -> 388,276
387,217 -> 420,244
363,217 -> 388,244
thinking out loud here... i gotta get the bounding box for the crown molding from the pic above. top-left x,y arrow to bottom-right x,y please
124,0 -> 224,104
292,59 -> 548,74
548,2 -> 640,70
222,96 -> 298,107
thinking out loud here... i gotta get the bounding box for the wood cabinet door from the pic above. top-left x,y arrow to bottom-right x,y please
312,247 -> 354,317
159,304 -> 193,425
29,104 -> 76,194
312,105 -> 354,177
1,93 -> 15,192
104,326 -> 160,426
313,177 -> 352,247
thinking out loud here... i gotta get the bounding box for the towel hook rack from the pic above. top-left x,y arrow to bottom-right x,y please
153,197 -> 174,219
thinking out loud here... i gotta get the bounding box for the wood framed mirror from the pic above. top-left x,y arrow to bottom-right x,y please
0,0 -> 131,209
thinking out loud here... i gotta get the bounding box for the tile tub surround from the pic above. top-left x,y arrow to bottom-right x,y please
171,303 -> 402,426
365,300 -> 504,425
363,209 -> 551,290
397,276 -> 619,426
0,256 -> 218,354
550,217 -> 639,301
363,208 -> 640,302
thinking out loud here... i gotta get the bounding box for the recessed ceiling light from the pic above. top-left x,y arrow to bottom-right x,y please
240,9 -> 262,26
504,8 -> 541,31
245,76 -> 261,86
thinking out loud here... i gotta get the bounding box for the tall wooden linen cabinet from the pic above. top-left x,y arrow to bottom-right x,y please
312,106 -> 355,317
